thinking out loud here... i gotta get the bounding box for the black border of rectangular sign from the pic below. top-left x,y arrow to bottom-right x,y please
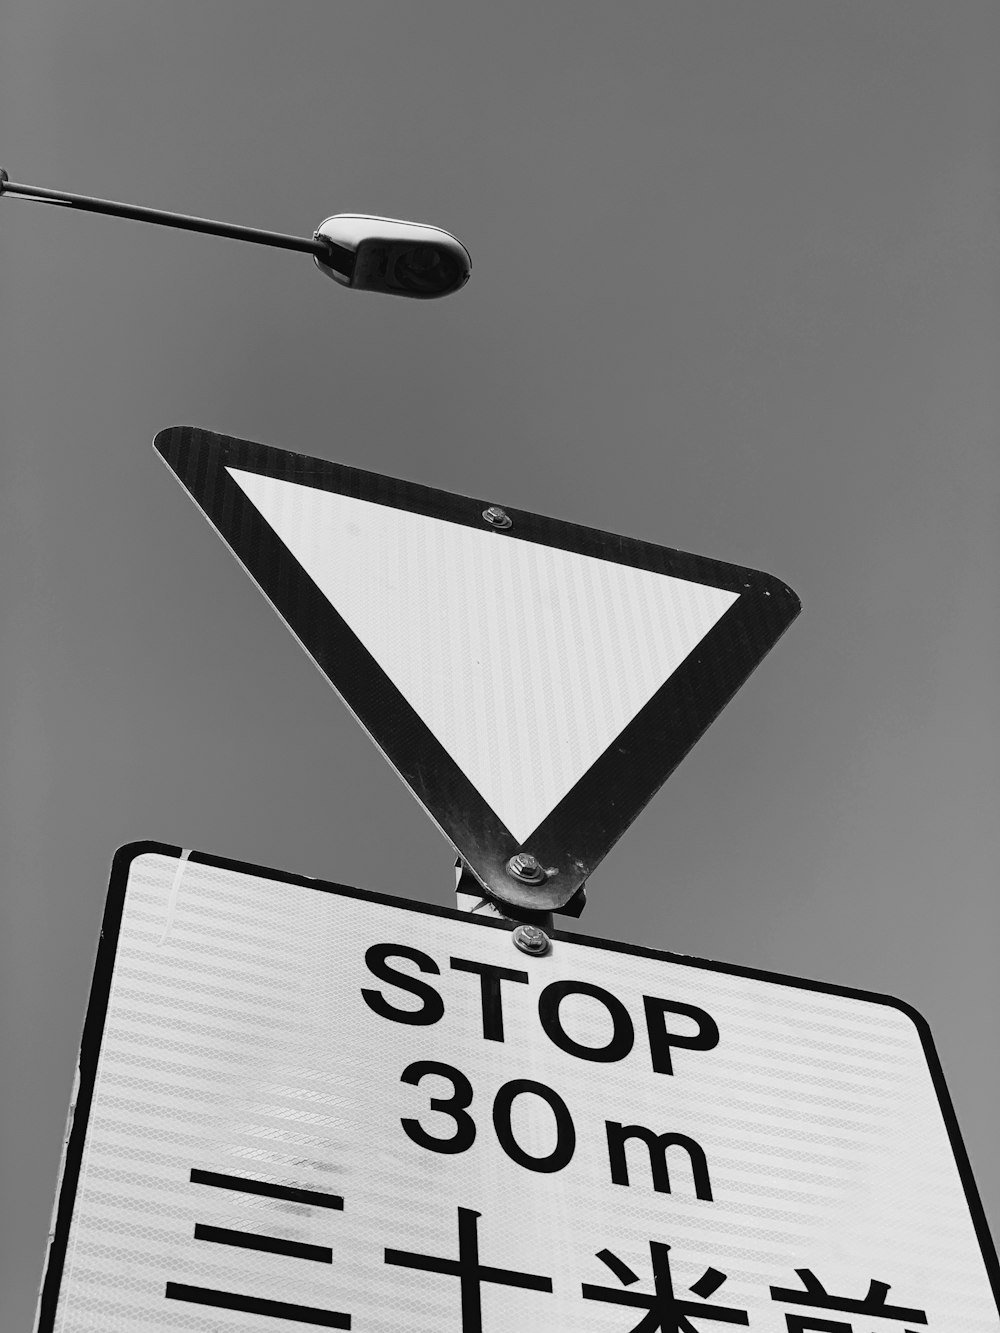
155,425 -> 801,912
36,841 -> 1000,1329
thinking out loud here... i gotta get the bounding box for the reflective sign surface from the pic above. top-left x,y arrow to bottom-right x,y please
156,427 -> 800,911
38,846 -> 998,1331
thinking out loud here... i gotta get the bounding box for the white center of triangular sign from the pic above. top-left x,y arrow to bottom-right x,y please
228,468 -> 739,843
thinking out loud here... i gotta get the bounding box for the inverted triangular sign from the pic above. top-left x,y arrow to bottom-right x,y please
156,426 -> 800,911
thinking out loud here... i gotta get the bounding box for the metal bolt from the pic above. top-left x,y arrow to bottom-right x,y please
512,923 -> 550,956
506,852 -> 547,884
482,505 -> 512,529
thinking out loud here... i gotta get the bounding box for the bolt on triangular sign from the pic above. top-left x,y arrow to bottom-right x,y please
156,426 -> 800,913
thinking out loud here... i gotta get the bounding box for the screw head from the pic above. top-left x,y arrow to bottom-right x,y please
512,923 -> 550,956
506,852 -> 547,884
482,505 -> 512,529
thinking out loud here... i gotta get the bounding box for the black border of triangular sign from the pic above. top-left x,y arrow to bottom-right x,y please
155,425 -> 800,912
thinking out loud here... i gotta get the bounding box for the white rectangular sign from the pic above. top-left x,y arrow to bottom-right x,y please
38,845 -> 999,1332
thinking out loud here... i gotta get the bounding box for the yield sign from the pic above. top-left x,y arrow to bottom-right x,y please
156,426 -> 799,911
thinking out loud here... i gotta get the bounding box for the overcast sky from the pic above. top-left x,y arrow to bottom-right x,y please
2,3 -> 998,1327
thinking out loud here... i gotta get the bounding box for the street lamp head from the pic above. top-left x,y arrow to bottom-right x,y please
1,174 -> 472,300
313,214 -> 471,299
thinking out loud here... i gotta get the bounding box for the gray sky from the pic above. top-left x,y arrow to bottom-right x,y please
2,2 -> 998,1326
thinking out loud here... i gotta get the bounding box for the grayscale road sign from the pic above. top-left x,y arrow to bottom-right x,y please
155,427 -> 800,912
37,844 -> 999,1331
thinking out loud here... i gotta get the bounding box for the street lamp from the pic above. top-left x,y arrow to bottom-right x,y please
0,170 -> 471,299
